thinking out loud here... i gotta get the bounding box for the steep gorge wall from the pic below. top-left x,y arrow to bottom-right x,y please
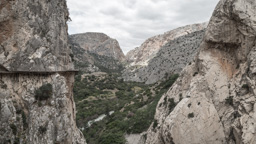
0,73 -> 85,144
0,0 -> 85,143
0,0 -> 73,71
146,0 -> 256,143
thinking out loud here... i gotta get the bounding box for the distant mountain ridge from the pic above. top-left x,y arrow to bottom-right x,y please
125,23 -> 208,66
69,33 -> 124,73
69,32 -> 125,62
123,23 -> 207,84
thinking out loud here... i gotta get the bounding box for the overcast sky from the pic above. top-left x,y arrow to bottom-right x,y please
66,0 -> 219,54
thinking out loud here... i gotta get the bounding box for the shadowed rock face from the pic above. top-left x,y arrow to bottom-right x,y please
0,0 -> 73,71
69,33 -> 125,62
146,0 -> 256,144
0,0 -> 86,144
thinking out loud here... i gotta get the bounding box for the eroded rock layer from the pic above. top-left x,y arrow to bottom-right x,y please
0,0 -> 73,71
0,73 -> 85,144
0,0 -> 86,143
146,0 -> 256,143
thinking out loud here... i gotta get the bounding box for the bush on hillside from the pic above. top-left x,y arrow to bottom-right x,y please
35,83 -> 53,101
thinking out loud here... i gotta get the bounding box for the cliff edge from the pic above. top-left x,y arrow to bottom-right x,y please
0,0 -> 86,143
146,0 -> 256,143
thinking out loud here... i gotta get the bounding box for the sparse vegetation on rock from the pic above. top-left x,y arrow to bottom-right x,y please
35,83 -> 53,101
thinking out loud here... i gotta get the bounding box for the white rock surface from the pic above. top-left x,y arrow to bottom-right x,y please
146,0 -> 256,143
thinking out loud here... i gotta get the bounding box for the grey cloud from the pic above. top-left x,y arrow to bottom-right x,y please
67,0 -> 219,54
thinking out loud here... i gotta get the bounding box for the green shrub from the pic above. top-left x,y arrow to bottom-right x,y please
14,137 -> 19,144
35,83 -> 53,101
193,72 -> 198,77
225,96 -> 233,106
188,113 -> 194,118
242,84 -> 249,89
179,93 -> 183,101
153,119 -> 158,129
160,74 -> 179,89
10,124 -> 17,135
38,126 -> 47,134
1,84 -> 7,89
22,111 -> 28,128
99,132 -> 126,144
168,98 -> 176,112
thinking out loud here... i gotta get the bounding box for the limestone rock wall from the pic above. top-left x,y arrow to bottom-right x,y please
69,33 -> 125,62
0,73 -> 86,144
122,29 -> 205,84
146,0 -> 256,143
0,0 -> 86,143
125,23 -> 207,66
0,0 -> 73,71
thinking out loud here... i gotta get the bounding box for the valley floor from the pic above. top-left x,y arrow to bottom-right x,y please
74,71 -> 178,144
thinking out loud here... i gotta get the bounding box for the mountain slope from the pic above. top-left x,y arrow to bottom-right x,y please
123,25 -> 207,84
69,37 -> 124,73
146,0 -> 256,143
126,23 -> 207,66
69,33 -> 125,62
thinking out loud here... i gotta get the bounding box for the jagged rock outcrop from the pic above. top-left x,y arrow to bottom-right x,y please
69,33 -> 125,62
70,37 -> 124,73
0,0 -> 73,71
122,29 -> 206,84
146,0 -> 256,143
0,0 -> 86,144
126,23 -> 207,66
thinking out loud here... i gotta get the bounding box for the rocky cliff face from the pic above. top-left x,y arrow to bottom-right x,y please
69,33 -> 125,62
126,23 -> 208,66
0,0 -> 85,144
69,35 -> 124,73
0,73 -> 85,144
123,25 -> 206,84
146,0 -> 256,143
0,0 -> 73,71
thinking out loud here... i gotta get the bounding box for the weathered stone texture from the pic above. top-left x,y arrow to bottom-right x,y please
0,73 -> 86,144
125,23 -> 207,66
0,0 -> 73,71
146,0 -> 256,143
69,33 -> 125,62
122,29 -> 206,84
0,0 -> 86,143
